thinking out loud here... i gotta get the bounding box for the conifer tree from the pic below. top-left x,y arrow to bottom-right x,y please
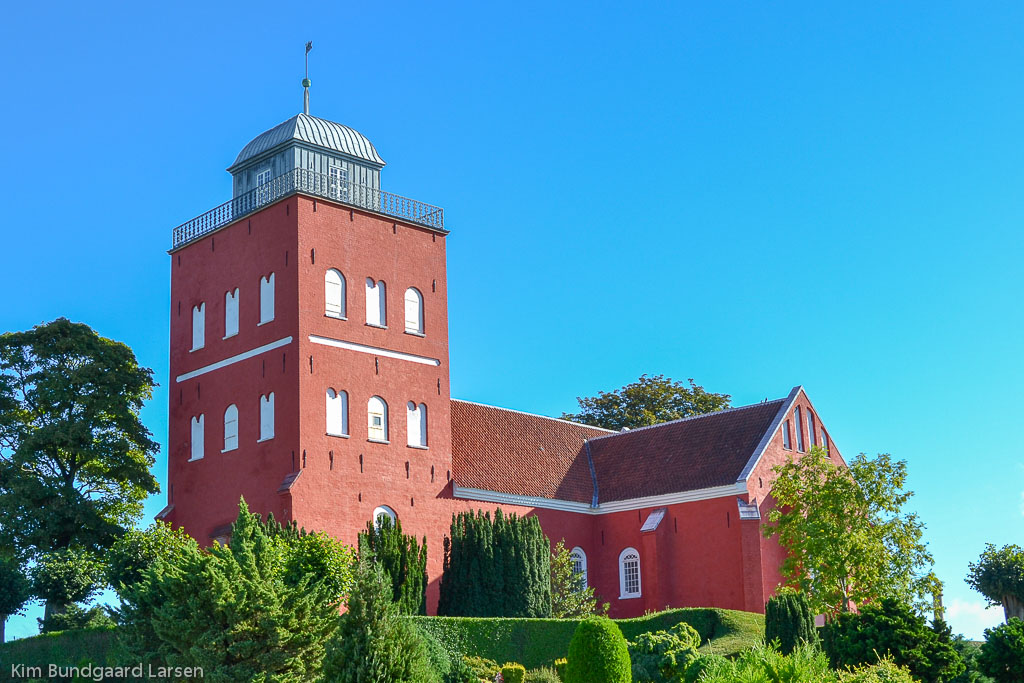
358,515 -> 428,615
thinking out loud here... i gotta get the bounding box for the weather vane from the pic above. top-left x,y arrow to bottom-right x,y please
303,41 -> 313,115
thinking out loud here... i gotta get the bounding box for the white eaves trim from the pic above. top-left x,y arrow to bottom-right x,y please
453,482 -> 749,515
735,385 -> 802,483
176,337 -> 293,383
309,334 -> 441,367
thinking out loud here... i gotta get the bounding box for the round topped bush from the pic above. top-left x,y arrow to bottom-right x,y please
565,616 -> 631,683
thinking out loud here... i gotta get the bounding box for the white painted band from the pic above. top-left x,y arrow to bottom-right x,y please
308,334 -> 441,366
175,337 -> 294,382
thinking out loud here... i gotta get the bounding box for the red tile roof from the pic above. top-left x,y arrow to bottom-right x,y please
451,397 -> 788,505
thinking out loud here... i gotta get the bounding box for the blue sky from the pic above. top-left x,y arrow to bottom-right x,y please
1,1 -> 1020,640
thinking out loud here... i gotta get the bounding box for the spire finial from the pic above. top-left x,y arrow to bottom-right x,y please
302,41 -> 313,115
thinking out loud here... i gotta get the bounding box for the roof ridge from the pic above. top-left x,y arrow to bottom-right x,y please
587,397 -> 787,442
451,398 -> 617,433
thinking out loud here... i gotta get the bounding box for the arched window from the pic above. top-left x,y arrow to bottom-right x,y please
404,287 -> 424,334
326,388 -> 349,436
406,402 -> 428,448
190,415 -> 205,461
795,407 -> 805,452
224,288 -> 239,338
618,547 -> 641,598
368,396 -> 388,442
365,278 -> 386,327
259,273 -> 275,325
259,392 -> 275,442
782,419 -> 792,449
191,303 -> 205,351
570,547 -> 588,588
808,410 -> 817,447
373,505 -> 397,528
223,404 -> 238,452
325,269 -> 346,318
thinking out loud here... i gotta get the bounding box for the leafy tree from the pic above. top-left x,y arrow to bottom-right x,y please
39,603 -> 115,633
0,318 -> 159,563
321,557 -> 437,683
763,446 -> 936,617
117,499 -> 349,680
438,509 -> 551,617
966,544 -> 1024,622
949,634 -> 995,683
0,555 -> 31,642
29,548 -> 105,624
551,539 -> 606,618
823,597 -> 965,683
105,521 -> 198,591
564,617 -> 631,683
976,618 -> 1024,683
358,514 -> 428,615
560,374 -> 730,430
627,622 -> 700,682
765,590 -> 820,655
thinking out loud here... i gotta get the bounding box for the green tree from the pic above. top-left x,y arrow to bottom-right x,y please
550,539 -> 606,618
29,548 -> 105,625
117,499 -> 349,681
763,446 -> 936,617
321,557 -> 437,683
976,618 -> 1024,683
627,622 -> 700,682
765,590 -> 820,655
0,555 -> 31,642
823,598 -> 965,683
0,318 -> 159,563
358,514 -> 428,615
560,374 -> 730,430
105,521 -> 199,591
966,544 -> 1024,622
565,617 -> 631,683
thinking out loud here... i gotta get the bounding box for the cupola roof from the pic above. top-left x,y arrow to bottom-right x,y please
229,112 -> 385,171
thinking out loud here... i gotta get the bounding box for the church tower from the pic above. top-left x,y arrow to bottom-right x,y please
163,93 -> 452,609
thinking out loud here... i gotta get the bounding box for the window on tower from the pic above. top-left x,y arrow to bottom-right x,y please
259,273 -> 275,325
191,303 -> 205,351
190,415 -> 205,461
367,396 -> 388,442
329,165 -> 349,200
365,278 -> 386,327
619,547 -> 642,598
259,392 -> 275,442
224,288 -> 239,339
255,167 -> 273,204
404,288 -> 424,335
325,269 -> 346,318
223,404 -> 239,452
406,402 -> 428,448
326,388 -> 349,436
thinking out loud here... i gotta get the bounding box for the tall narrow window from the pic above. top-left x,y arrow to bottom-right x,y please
619,548 -> 641,598
191,303 -> 205,351
256,167 -> 272,204
404,288 -> 424,334
259,273 -> 275,325
259,392 -> 275,442
782,420 -> 792,449
808,411 -> 817,447
325,269 -> 346,318
570,547 -> 588,588
326,388 -> 348,436
795,407 -> 805,452
367,396 -> 388,442
406,402 -> 428,448
329,165 -> 349,200
223,404 -> 238,452
365,278 -> 386,327
224,288 -> 239,338
190,415 -> 205,461
821,429 -> 830,456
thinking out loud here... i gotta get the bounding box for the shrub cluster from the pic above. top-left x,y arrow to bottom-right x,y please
765,591 -> 819,654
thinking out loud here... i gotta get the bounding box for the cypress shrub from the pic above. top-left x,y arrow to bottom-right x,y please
565,617 -> 631,683
358,514 -> 428,615
438,509 -> 552,617
501,662 -> 527,683
765,591 -> 819,654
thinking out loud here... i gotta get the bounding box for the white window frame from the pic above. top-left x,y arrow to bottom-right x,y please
365,278 -> 386,328
326,388 -> 349,436
224,288 -> 239,339
191,303 -> 205,351
255,167 -> 273,204
189,415 -> 205,461
329,165 -> 349,201
259,392 -> 275,442
325,269 -> 346,319
259,273 -> 275,325
404,287 -> 424,335
373,505 -> 397,528
618,547 -> 642,599
406,401 -> 428,448
367,396 -> 388,443
222,404 -> 239,453
570,546 -> 588,588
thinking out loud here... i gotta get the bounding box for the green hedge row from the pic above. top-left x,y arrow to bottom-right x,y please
408,607 -> 764,670
0,627 -> 119,680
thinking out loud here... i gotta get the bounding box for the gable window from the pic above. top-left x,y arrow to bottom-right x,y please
619,548 -> 641,598
259,273 -> 275,325
782,420 -> 792,449
368,396 -> 388,442
190,415 -> 205,461
570,547 -> 588,588
326,388 -> 349,436
821,429 -> 830,456
373,505 -> 397,528
404,288 -> 424,335
795,407 -> 805,452
224,288 -> 239,339
191,303 -> 206,351
808,411 -> 817,447
406,402 -> 428,448
365,278 -> 386,327
259,392 -> 275,442
329,166 -> 349,200
223,404 -> 239,452
325,269 -> 346,318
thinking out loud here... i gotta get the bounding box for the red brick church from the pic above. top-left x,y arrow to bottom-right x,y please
159,102 -> 846,618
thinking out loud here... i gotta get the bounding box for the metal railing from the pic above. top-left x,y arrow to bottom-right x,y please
171,168 -> 445,248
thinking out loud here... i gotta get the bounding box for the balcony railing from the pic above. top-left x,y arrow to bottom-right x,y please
171,168 -> 445,249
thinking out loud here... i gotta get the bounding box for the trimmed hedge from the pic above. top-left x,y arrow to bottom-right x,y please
408,607 -> 764,669
565,617 -> 631,683
0,627 -> 119,678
